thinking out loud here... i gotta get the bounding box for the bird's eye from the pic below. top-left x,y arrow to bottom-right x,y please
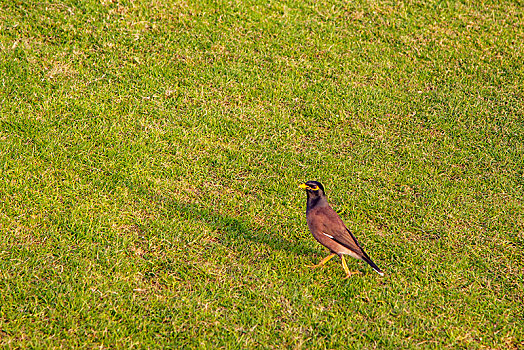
311,186 -> 319,191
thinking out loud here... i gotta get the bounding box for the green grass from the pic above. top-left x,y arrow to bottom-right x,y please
1,0 -> 523,348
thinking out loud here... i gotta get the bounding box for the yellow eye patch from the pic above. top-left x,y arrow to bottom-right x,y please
299,183 -> 320,191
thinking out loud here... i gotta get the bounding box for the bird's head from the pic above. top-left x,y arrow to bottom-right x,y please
298,181 -> 326,198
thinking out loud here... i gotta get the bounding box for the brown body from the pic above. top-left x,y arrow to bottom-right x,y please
307,205 -> 364,261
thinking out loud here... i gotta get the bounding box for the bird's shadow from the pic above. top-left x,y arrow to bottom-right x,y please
154,192 -> 320,259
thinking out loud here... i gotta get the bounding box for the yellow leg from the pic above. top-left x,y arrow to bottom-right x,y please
341,255 -> 361,279
307,253 -> 336,268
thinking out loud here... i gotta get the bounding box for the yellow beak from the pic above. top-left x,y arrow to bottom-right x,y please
298,183 -> 309,189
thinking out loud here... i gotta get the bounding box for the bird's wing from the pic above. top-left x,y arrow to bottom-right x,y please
314,206 -> 364,254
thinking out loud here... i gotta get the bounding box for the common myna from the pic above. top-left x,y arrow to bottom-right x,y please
299,181 -> 384,278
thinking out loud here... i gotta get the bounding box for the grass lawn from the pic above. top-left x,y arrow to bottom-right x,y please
1,0 -> 523,348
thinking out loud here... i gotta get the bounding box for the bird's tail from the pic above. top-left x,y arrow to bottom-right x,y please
361,252 -> 384,276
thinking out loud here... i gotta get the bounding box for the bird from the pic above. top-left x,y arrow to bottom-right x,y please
298,181 -> 384,278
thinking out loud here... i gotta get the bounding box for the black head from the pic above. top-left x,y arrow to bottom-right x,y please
298,180 -> 326,198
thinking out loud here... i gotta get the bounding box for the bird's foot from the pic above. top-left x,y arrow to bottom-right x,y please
342,271 -> 361,279
307,253 -> 336,269
306,264 -> 324,269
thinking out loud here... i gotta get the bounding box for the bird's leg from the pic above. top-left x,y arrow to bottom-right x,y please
307,253 -> 336,268
341,255 -> 361,279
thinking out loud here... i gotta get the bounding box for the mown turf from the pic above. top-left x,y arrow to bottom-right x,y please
0,0 -> 523,348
